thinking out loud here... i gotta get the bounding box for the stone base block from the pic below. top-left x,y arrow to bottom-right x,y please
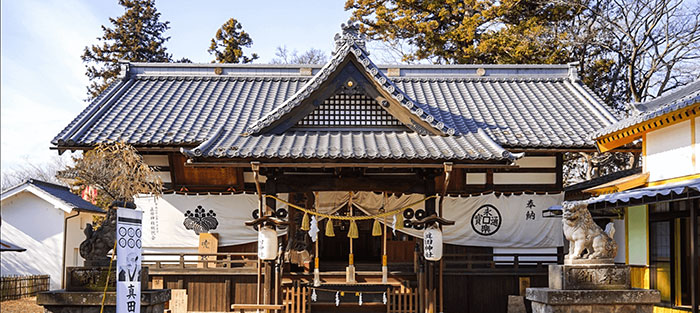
526,288 -> 660,313
66,266 -> 148,291
37,289 -> 170,313
549,264 -> 630,290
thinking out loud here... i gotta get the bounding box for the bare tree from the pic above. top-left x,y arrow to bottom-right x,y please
569,0 -> 700,105
1,156 -> 70,191
271,46 -> 329,64
61,142 -> 162,205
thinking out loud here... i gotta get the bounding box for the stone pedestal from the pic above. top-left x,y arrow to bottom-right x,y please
527,264 -> 660,313
37,289 -> 170,313
549,264 -> 630,290
65,266 -> 149,291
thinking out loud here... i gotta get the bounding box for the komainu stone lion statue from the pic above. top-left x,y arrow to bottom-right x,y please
562,202 -> 617,262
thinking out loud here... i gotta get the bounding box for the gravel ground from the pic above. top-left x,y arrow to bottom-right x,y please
1,297 -> 44,313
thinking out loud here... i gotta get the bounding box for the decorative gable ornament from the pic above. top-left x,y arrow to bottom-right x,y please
334,20 -> 367,55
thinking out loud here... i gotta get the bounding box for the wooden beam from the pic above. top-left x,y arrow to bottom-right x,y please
274,175 -> 426,194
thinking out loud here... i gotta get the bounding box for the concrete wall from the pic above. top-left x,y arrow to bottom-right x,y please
1,192 -> 65,289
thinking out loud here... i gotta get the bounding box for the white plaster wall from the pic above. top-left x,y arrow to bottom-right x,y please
513,156 -> 557,168
493,172 -> 557,184
646,120 -> 694,182
1,192 -> 65,289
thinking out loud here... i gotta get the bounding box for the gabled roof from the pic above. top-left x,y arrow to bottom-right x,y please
594,80 -> 700,139
0,239 -> 26,252
1,179 -> 104,214
52,23 -> 618,161
245,33 -> 454,136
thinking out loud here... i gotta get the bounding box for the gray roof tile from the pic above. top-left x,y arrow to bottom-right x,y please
184,130 -> 514,161
53,42 -> 618,161
593,80 -> 700,138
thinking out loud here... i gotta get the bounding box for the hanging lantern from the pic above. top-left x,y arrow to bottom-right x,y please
258,226 -> 278,260
423,224 -> 443,261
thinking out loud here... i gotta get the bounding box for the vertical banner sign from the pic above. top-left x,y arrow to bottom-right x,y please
116,208 -> 143,313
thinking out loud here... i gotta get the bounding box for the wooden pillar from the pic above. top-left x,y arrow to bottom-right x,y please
423,169 -> 437,313
264,174 -> 277,306
691,199 -> 698,313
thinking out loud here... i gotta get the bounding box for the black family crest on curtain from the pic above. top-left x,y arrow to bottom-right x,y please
183,205 -> 219,234
471,204 -> 502,236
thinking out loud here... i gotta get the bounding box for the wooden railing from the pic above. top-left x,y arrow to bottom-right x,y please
141,252 -> 258,270
443,253 -> 561,273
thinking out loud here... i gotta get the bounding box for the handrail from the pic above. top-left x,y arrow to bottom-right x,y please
141,251 -> 260,270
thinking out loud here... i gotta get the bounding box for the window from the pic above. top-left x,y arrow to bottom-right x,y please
648,200 -> 696,308
294,89 -> 407,129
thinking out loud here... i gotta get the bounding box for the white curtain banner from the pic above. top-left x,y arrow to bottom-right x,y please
317,192 -> 563,248
134,193 -> 287,248
134,192 -> 562,249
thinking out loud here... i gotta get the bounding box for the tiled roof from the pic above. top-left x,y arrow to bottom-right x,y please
1,179 -> 104,213
52,66 -> 616,149
183,129 -> 516,161
593,80 -> 700,138
52,29 -> 618,161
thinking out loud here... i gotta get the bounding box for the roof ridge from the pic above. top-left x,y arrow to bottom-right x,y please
27,178 -> 70,190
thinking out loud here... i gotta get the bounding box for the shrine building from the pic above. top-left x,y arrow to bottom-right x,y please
52,24 -> 625,313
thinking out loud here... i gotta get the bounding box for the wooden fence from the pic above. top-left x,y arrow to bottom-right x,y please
0,275 -> 50,301
283,285 -> 309,313
387,285 -> 418,313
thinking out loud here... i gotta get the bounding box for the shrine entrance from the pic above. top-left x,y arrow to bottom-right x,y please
318,205 -> 382,266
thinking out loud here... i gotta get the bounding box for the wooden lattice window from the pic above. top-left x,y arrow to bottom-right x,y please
294,91 -> 405,129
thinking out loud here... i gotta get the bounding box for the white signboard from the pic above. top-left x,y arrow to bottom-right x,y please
116,208 -> 143,313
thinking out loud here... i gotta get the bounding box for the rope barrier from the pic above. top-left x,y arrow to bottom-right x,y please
264,194 -> 437,221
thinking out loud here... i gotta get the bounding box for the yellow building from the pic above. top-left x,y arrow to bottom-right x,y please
582,80 -> 700,313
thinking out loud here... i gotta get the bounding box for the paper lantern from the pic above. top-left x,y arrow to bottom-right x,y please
423,225 -> 442,261
258,226 -> 278,260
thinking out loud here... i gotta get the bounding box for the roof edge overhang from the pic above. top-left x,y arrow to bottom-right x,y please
182,158 -> 519,169
595,102 -> 700,152
1,183 -> 74,213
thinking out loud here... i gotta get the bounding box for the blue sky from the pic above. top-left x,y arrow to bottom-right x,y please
1,0 -> 353,172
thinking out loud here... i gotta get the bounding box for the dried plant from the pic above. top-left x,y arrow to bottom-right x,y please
63,142 -> 162,204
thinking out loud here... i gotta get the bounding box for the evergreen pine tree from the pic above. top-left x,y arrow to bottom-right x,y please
208,18 -> 259,63
82,0 -> 172,100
